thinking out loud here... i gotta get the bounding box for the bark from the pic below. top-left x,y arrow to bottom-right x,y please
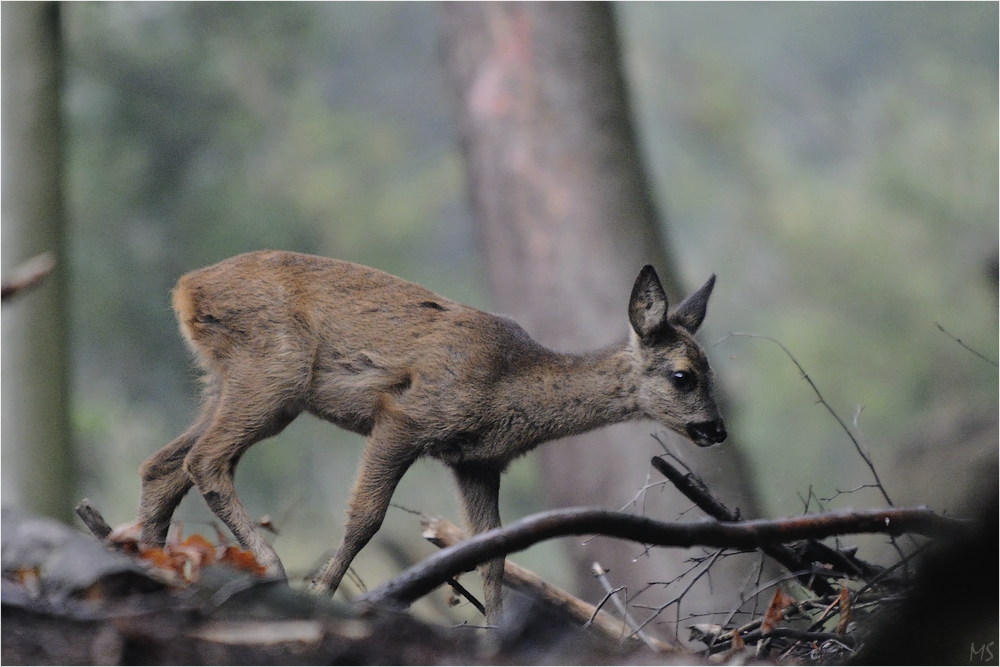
1,1 -> 74,523
364,506 -> 964,610
421,514 -> 675,652
439,1 -> 765,631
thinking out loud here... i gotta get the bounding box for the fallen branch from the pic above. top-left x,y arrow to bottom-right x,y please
651,455 -> 880,595
364,506 -> 964,611
649,449 -> 737,521
420,515 -> 673,652
75,497 -> 113,539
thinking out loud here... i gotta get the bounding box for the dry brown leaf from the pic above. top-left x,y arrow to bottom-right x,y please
219,545 -> 268,576
113,526 -> 268,584
139,546 -> 187,576
171,533 -> 221,581
761,587 -> 796,635
106,519 -> 144,553
174,534 -> 218,563
836,583 -> 852,635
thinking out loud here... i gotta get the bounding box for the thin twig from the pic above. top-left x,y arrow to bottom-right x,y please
630,556 -> 711,607
819,484 -> 883,504
934,322 -> 998,368
714,332 -> 894,506
651,455 -> 838,595
852,542 -> 931,600
445,576 -> 485,616
619,479 -> 669,513
629,549 -> 723,640
745,626 -> 857,649
390,503 -> 425,516
585,586 -> 625,627
853,406 -> 910,560
651,433 -> 695,475
709,569 -> 846,653
744,552 -> 767,620
450,621 -> 498,630
345,567 -> 366,593
592,562 -> 660,652
852,405 -> 873,468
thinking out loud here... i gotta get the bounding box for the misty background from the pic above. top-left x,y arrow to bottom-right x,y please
3,2 -> 996,628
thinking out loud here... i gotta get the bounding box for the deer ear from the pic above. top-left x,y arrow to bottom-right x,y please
669,274 -> 716,334
629,265 -> 672,340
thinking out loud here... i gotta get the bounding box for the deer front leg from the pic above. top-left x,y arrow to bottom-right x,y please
310,427 -> 417,595
452,463 -> 504,627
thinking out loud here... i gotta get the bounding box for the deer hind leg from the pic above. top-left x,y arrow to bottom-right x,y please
137,378 -> 221,546
453,463 -> 504,627
181,379 -> 300,580
310,419 -> 417,595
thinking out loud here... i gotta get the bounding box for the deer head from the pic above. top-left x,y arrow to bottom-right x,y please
628,265 -> 727,447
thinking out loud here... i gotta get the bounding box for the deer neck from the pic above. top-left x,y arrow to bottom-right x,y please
498,341 -> 640,447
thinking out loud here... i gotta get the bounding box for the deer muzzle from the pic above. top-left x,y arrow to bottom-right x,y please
686,419 -> 727,447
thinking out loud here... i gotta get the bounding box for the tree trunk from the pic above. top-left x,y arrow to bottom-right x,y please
440,2 -> 765,637
1,2 -> 74,522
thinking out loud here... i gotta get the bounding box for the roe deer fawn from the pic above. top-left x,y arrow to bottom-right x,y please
136,250 -> 726,625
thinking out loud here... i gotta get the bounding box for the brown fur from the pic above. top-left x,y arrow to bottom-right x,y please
136,250 -> 726,625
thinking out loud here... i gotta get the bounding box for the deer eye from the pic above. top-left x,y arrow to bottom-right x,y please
670,370 -> 696,392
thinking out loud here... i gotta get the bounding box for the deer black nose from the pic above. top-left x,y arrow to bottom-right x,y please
686,420 -> 727,446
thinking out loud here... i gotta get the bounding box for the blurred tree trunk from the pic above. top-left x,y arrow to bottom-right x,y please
1,2 -> 74,522
440,2 -> 765,636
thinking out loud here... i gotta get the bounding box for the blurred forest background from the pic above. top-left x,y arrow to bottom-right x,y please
3,1 -> 997,629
